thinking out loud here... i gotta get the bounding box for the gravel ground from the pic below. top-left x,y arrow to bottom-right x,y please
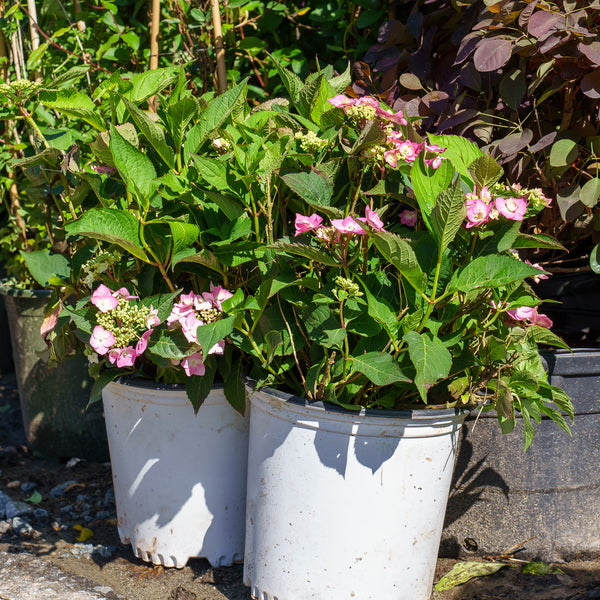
1,371 -> 600,600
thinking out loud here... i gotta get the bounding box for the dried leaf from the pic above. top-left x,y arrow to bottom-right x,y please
435,561 -> 508,591
73,524 -> 94,542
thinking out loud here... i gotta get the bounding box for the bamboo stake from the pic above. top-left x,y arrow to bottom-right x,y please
149,0 -> 160,71
73,0 -> 86,33
26,0 -> 40,53
0,0 -> 8,82
211,0 -> 226,93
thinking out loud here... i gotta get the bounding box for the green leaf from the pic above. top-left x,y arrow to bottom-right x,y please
450,254 -> 546,293
526,325 -> 569,350
435,562 -> 508,591
48,65 -> 93,89
350,119 -> 387,154
38,90 -> 105,131
269,239 -> 339,267
65,208 -> 147,261
222,356 -> 247,415
512,233 -> 565,251
25,490 -> 43,504
403,331 -> 452,402
350,352 -> 410,386
327,62 -> 352,94
159,219 -> 199,256
184,78 -> 248,156
172,248 -> 223,273
468,154 -> 503,188
549,138 -> 578,167
200,189 -> 245,220
185,359 -> 217,414
165,97 -> 199,148
269,52 -> 304,102
191,155 -> 229,190
372,231 -> 427,293
410,155 -> 454,220
591,243 -> 600,274
11,147 -> 61,168
195,316 -> 236,358
141,290 -> 180,322
281,170 -> 334,209
121,96 -> 175,169
89,370 -> 123,404
109,124 -> 157,202
580,177 -> 600,208
431,181 -> 467,252
20,250 -> 70,287
358,280 -> 399,338
124,67 -> 178,104
522,561 -> 563,576
427,134 -> 483,182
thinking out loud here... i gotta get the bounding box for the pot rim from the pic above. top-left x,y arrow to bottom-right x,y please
112,376 -> 224,392
250,383 -> 469,421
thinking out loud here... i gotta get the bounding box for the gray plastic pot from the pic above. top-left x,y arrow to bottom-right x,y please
2,289 -> 108,461
441,348 -> 600,561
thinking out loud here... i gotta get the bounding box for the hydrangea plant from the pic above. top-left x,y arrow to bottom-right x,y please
231,66 -> 574,449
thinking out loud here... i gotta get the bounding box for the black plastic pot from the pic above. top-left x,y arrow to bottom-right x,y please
441,348 -> 600,561
2,289 -> 108,461
0,294 -> 14,374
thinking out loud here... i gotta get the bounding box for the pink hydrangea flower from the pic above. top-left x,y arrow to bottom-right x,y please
295,213 -> 324,236
327,95 -> 356,109
465,199 -> 492,228
91,284 -> 119,313
530,310 -> 553,328
384,148 -> 400,168
399,209 -> 417,227
146,306 -> 160,328
495,197 -> 527,221
424,156 -> 444,169
203,283 -> 233,310
507,306 -> 553,329
395,140 -> 423,163
181,312 -> 204,344
331,216 -> 366,235
108,346 -> 137,368
181,352 -> 206,377
376,106 -> 407,126
355,96 -> 379,109
89,325 -> 115,355
208,340 -> 226,355
90,164 -> 117,175
507,306 -> 536,321
167,294 -> 196,327
524,260 -> 549,284
358,206 -> 385,232
135,329 -> 153,355
114,287 -> 138,300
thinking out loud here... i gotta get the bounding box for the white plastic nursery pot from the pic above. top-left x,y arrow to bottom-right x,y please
102,379 -> 249,568
244,387 -> 468,600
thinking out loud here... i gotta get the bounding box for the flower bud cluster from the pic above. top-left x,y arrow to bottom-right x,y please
0,79 -> 41,100
95,298 -> 150,348
334,276 -> 363,298
82,250 -> 121,287
212,137 -> 232,153
295,130 -> 329,153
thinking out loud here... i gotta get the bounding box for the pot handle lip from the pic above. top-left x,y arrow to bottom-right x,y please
246,379 -> 469,420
